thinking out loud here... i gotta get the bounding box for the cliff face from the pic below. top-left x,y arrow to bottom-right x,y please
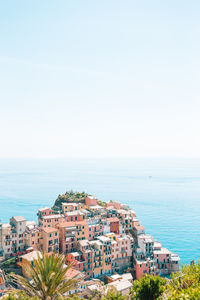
52,191 -> 88,211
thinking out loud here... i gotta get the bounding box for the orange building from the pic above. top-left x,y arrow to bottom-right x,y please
39,214 -> 65,228
57,222 -> 77,254
62,203 -> 82,213
41,227 -> 59,253
57,220 -> 89,254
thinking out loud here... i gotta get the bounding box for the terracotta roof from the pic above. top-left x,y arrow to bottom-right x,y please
42,227 -> 58,233
65,267 -> 82,279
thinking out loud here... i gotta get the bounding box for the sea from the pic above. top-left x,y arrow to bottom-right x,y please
0,158 -> 199,265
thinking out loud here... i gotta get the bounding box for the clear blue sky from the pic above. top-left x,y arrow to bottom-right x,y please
0,0 -> 200,158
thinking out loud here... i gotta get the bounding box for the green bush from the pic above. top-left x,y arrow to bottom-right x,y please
131,274 -> 166,300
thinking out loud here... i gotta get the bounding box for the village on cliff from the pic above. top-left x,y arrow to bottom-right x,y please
0,192 -> 180,297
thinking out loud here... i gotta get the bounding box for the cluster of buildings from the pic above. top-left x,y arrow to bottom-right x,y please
0,195 -> 180,296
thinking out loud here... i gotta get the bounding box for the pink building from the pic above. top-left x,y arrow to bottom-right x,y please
135,255 -> 157,279
88,223 -> 104,240
66,249 -> 93,279
106,202 -> 121,210
65,210 -> 86,222
37,207 -> 53,218
153,246 -> 171,275
85,195 -> 98,206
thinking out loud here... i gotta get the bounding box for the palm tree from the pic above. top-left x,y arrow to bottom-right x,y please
11,252 -> 80,300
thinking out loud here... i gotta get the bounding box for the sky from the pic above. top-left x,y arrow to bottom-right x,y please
0,0 -> 200,158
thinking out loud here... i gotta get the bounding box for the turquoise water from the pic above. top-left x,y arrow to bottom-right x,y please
0,158 -> 199,264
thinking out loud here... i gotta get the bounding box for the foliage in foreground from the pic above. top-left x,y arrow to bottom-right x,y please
4,261 -> 200,300
9,252 -> 80,300
164,262 -> 200,299
130,263 -> 200,299
131,274 -> 166,300
2,291 -> 39,299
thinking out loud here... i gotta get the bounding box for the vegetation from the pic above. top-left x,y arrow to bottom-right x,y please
4,262 -> 200,299
2,291 -> 39,299
98,200 -> 106,207
9,252 -> 80,300
163,262 -> 200,299
0,257 -> 16,268
131,274 -> 166,300
52,191 -> 88,211
3,253 -> 200,300
130,263 -> 200,299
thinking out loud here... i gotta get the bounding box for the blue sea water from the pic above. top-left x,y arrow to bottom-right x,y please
0,158 -> 199,265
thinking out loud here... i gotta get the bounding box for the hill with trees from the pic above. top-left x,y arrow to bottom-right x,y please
52,190 -> 88,211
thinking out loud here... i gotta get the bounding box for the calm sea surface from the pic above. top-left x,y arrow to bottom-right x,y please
0,158 -> 199,264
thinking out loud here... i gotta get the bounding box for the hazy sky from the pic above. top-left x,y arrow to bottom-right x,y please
0,0 -> 200,158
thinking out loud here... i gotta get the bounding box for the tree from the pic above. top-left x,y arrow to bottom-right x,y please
10,252 -> 80,300
163,261 -> 200,299
103,288 -> 127,300
131,274 -> 166,300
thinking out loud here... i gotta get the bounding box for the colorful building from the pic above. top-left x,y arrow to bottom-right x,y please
85,195 -> 98,206
62,203 -> 81,213
108,217 -> 120,234
39,214 -> 65,228
65,210 -> 86,222
41,227 -> 59,253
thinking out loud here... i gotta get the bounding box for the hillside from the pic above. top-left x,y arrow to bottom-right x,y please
52,190 -> 88,211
